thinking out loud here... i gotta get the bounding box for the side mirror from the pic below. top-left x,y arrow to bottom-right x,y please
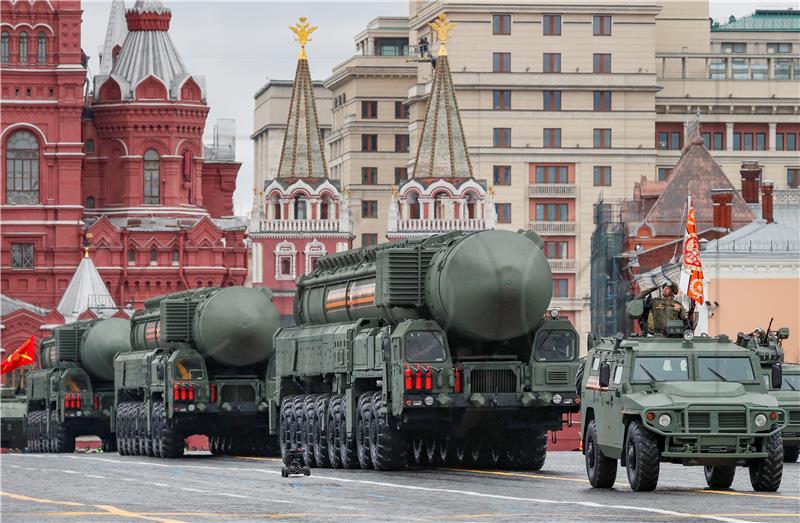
586,332 -> 598,350
771,363 -> 782,390
381,338 -> 391,363
599,362 -> 611,389
156,365 -> 165,380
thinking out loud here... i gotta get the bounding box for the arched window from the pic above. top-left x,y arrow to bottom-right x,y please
150,248 -> 158,265
408,192 -> 420,220
5,130 -> 40,204
269,195 -> 281,219
127,248 -> 136,265
1,32 -> 9,63
320,195 -> 331,220
433,192 -> 446,219
294,196 -> 307,220
171,249 -> 179,265
465,193 -> 477,220
85,196 -> 95,208
19,32 -> 28,64
37,33 -> 46,64
280,258 -> 291,276
143,149 -> 160,204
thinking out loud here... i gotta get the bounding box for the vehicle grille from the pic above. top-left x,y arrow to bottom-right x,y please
546,368 -> 569,384
718,412 -> 746,431
470,369 -> 517,393
688,412 -> 711,432
788,410 -> 800,423
220,384 -> 256,403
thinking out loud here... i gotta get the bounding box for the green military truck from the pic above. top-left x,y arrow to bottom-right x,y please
581,320 -> 786,492
274,230 -> 581,471
775,364 -> 800,462
26,318 -> 132,452
1,387 -> 27,450
114,286 -> 281,458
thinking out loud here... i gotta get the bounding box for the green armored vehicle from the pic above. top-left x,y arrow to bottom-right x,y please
114,287 -> 281,458
1,387 -> 27,450
274,230 -> 581,471
26,318 -> 132,452
775,364 -> 800,462
581,318 -> 787,492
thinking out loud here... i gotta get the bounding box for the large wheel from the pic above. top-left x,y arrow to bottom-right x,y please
356,393 -> 374,470
326,395 -> 343,469
279,396 -> 293,463
291,396 -> 305,458
584,419 -> 617,488
51,410 -> 74,453
302,395 -> 317,467
625,421 -> 660,492
312,395 -> 331,468
513,430 -> 547,471
749,433 -> 783,492
27,411 -> 39,452
116,404 -> 128,456
783,445 -> 799,463
143,403 -> 154,457
153,401 -> 183,458
368,391 -> 407,471
704,465 -> 736,489
336,394 -> 358,469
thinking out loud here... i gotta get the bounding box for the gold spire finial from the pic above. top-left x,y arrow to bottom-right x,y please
429,13 -> 455,57
290,17 -> 317,60
83,233 -> 94,258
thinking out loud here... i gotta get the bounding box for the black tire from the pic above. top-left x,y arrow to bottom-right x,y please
356,393 -> 373,470
368,391 -> 407,470
425,439 -> 438,467
116,404 -> 128,456
312,395 -> 331,468
336,394 -> 358,469
279,396 -> 293,463
625,421 -> 660,492
302,395 -> 317,467
749,433 -> 783,492
129,402 -> 140,456
143,403 -> 154,457
26,411 -> 38,452
153,401 -> 183,458
585,419 -> 617,488
704,465 -> 736,489
575,358 -> 585,396
291,396 -> 304,458
326,396 -> 342,469
783,445 -> 799,463
519,430 -> 548,471
51,410 -> 74,453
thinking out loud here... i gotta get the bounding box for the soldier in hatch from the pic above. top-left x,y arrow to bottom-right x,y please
635,282 -> 687,335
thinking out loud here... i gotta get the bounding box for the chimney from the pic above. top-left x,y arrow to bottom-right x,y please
710,189 -> 734,230
761,181 -> 774,224
740,162 -> 761,204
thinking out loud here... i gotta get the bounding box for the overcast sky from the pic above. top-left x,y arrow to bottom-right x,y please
80,1 -> 796,216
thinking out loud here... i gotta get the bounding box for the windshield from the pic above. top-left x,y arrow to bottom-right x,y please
63,372 -> 90,393
405,331 -> 447,363
174,358 -> 205,380
534,331 -> 576,362
781,374 -> 800,391
632,357 -> 689,382
697,357 -> 755,382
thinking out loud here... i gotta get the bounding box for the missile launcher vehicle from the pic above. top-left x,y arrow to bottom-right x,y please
1,387 -> 27,450
114,286 -> 281,458
26,318 -> 132,452
581,319 -> 787,493
274,230 -> 581,471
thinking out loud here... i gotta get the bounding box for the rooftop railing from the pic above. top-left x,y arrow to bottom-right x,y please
656,52 -> 800,80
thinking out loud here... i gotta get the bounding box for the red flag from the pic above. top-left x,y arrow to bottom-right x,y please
678,196 -> 704,305
1,336 -> 36,375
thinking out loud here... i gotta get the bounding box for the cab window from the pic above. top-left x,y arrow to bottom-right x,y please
174,357 -> 204,380
781,374 -> 799,391
405,331 -> 446,363
632,356 -> 689,382
63,372 -> 90,393
697,357 -> 755,382
613,365 -> 624,384
534,330 -> 576,362
591,356 -> 600,371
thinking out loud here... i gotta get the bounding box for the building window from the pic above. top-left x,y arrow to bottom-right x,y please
362,134 -> 378,152
543,90 -> 561,111
553,278 -> 569,298
493,165 -> 511,185
395,134 -> 409,153
594,129 -> 611,148
495,203 -> 511,224
777,133 -> 797,151
593,166 -> 612,186
394,167 -> 408,185
535,165 -> 568,184
493,89 -> 511,110
143,149 -> 160,204
543,53 -> 561,73
275,241 -> 297,280
362,233 -> 378,247
362,200 -> 377,218
5,130 -> 40,204
361,167 -> 377,185
493,52 -> 510,72
280,258 -> 292,276
593,91 -> 611,111
19,32 -> 28,63
492,14 -> 510,35
756,133 -> 766,151
493,128 -> 511,148
733,132 -> 764,151
395,101 -> 408,119
545,241 -> 568,260
593,15 -> 611,36
657,167 -> 672,181
702,132 -> 724,150
721,42 -> 746,54
593,53 -> 611,73
787,169 -> 800,188
172,249 -> 179,265
85,196 -> 95,208
657,131 -> 681,150
376,38 -> 408,56
37,32 -> 46,64
544,128 -> 561,148
543,14 -> 561,35
1,32 -> 9,63
767,42 -> 792,54
536,203 -> 568,221
361,101 -> 378,119
10,244 -> 34,269
294,197 -> 307,220
85,140 -> 95,154
150,248 -> 158,265
128,249 -> 136,266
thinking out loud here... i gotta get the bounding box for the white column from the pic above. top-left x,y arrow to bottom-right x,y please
726,123 -> 734,151
768,122 -> 777,151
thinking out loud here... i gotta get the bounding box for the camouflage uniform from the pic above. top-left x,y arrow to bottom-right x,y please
636,286 -> 687,335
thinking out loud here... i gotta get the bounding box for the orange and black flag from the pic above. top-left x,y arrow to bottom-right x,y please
1,336 -> 36,375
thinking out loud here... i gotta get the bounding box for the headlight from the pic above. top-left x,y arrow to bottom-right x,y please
424,395 -> 434,407
552,394 -> 563,405
754,413 -> 767,427
683,330 -> 694,342
658,414 -> 671,427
